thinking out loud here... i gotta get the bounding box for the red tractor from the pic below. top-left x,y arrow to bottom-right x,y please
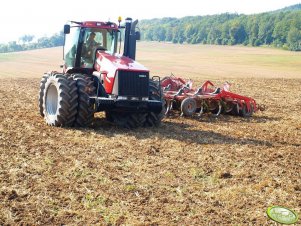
39,18 -> 164,128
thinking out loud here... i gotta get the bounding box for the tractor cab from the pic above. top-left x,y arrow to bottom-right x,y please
63,21 -> 119,70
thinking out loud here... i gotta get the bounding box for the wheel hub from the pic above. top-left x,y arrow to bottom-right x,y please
45,84 -> 58,116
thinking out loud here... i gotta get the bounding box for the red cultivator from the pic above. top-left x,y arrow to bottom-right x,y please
161,75 -> 264,117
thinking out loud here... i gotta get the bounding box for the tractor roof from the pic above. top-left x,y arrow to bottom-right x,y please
71,21 -> 119,30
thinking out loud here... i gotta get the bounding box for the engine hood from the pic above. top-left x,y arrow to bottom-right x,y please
94,51 -> 149,78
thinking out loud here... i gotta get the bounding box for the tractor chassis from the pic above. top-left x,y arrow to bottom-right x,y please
92,97 -> 163,113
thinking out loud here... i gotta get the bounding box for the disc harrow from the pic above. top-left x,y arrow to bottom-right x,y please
161,75 -> 264,118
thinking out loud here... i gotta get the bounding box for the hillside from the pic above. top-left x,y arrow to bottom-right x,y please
140,4 -> 301,51
1,43 -> 301,79
273,3 -> 301,12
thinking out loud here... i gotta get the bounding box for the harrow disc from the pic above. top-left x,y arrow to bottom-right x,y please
210,101 -> 222,117
240,103 -> 254,117
222,101 -> 234,113
230,103 -> 240,116
197,103 -> 204,117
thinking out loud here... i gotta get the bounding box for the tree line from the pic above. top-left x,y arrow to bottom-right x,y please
1,4 -> 300,53
139,4 -> 301,51
0,32 -> 64,53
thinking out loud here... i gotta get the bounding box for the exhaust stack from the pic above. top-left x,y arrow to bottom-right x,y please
123,18 -> 140,60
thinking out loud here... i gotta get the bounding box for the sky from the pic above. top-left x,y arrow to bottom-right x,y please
0,0 -> 300,43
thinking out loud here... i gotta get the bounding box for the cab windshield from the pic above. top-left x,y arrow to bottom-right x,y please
81,28 -> 118,68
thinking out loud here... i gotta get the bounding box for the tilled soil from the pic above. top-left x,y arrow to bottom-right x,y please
0,77 -> 300,225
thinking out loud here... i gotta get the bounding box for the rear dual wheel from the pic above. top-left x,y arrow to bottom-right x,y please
105,111 -> 147,129
105,80 -> 165,128
145,80 -> 165,127
72,74 -> 96,127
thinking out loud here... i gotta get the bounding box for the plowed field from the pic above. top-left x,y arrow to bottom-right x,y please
0,43 -> 300,225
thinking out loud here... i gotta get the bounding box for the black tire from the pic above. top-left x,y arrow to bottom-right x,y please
105,111 -> 114,123
39,73 -> 50,117
106,79 -> 164,128
144,80 -> 165,127
181,97 -> 197,117
43,73 -> 78,127
106,111 -> 147,129
72,74 -> 96,127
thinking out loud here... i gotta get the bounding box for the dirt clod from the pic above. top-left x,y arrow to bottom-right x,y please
7,190 -> 18,200
220,172 -> 233,179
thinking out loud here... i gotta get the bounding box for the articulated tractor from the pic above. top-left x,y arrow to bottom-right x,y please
39,18 -> 164,128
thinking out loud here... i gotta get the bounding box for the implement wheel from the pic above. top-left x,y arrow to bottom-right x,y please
181,97 -> 197,117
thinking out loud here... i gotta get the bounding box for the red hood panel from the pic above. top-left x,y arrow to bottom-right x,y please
95,51 -> 149,78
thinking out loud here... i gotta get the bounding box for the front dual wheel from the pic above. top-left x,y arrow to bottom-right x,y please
39,73 -> 95,127
42,73 -> 78,126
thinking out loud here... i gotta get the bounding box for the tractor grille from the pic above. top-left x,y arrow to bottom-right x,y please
118,70 -> 149,97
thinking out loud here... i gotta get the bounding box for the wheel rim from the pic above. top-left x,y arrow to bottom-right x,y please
45,84 -> 58,116
187,102 -> 194,112
181,98 -> 196,116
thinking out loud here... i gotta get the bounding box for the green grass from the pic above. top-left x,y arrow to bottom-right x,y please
233,54 -> 301,68
0,42 -> 300,80
137,42 -> 301,79
0,53 -> 18,62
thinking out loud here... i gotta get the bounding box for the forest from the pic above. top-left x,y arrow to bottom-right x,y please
0,32 -> 64,53
140,4 -> 301,51
0,4 -> 300,53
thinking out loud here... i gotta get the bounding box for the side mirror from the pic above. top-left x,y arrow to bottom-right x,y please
64,25 -> 70,34
135,31 -> 140,41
